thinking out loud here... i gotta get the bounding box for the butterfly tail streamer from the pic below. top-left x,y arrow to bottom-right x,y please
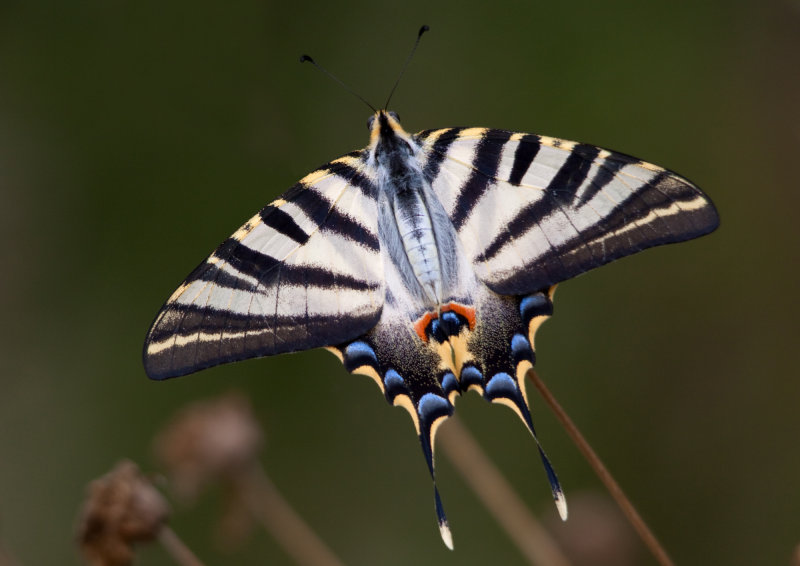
503,375 -> 568,520
421,433 -> 453,550
483,373 -> 568,521
471,289 -> 567,519
335,331 -> 456,548
416,393 -> 455,549
534,430 -> 568,520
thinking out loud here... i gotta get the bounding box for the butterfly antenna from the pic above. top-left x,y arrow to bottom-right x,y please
300,55 -> 377,113
384,24 -> 430,110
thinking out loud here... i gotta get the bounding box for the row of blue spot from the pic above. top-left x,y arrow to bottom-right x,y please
343,327 -> 532,425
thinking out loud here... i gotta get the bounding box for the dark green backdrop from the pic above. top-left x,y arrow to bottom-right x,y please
2,1 -> 798,564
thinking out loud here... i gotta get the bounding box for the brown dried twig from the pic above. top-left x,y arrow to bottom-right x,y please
526,369 -> 675,566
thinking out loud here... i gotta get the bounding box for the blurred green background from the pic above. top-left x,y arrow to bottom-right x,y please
1,1 -> 798,564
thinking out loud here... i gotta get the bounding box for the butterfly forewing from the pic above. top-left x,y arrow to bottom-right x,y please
417,128 -> 719,295
143,154 -> 384,380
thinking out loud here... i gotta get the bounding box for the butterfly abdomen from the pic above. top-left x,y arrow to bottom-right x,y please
391,186 -> 443,305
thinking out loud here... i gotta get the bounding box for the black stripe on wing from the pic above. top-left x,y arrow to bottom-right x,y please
259,206 -> 309,244
546,144 -> 601,201
417,128 -> 464,182
287,180 -> 380,252
487,169 -> 719,295
449,131 -> 513,229
327,152 -> 376,199
508,134 -> 541,186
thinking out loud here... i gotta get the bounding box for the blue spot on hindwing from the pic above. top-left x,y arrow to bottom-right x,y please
485,372 -> 518,400
511,333 -> 530,354
520,292 -> 552,322
441,311 -> 459,323
460,365 -> 484,390
520,293 -> 547,313
511,333 -> 533,364
345,341 -> 376,359
383,369 -> 406,398
344,341 -> 378,371
417,393 -> 452,425
441,372 -> 458,396
440,311 -> 460,332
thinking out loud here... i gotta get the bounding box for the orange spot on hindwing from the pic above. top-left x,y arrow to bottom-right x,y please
413,302 -> 477,343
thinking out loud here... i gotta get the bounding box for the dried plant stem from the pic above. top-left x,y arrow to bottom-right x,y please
158,527 -> 206,566
237,464 -> 347,566
0,544 -> 22,566
438,416 -> 572,566
526,369 -> 675,566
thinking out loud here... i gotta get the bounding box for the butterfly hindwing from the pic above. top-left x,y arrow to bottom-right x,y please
331,319 -> 456,548
417,127 -> 720,295
143,153 -> 385,379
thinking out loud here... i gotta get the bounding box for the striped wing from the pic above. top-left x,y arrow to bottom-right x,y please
418,128 -> 719,295
143,154 -> 384,379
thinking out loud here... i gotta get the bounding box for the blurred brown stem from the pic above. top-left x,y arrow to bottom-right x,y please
158,527 -> 205,566
0,544 -> 22,566
526,369 -> 675,566
236,464 -> 347,566
791,543 -> 800,566
438,416 -> 572,566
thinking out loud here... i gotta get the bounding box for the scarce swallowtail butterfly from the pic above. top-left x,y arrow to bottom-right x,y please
143,27 -> 719,549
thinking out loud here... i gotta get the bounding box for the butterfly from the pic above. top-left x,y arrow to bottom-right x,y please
143,102 -> 718,549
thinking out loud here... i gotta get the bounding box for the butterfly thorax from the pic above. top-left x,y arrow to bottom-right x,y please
369,111 -> 447,308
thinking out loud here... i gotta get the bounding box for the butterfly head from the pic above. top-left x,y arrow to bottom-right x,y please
367,110 -> 415,159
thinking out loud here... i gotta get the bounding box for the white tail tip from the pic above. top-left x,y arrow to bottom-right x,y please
439,522 -> 454,550
555,491 -> 568,521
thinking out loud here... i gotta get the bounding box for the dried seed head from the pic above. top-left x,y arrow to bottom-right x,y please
153,392 -> 264,501
76,460 -> 169,566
